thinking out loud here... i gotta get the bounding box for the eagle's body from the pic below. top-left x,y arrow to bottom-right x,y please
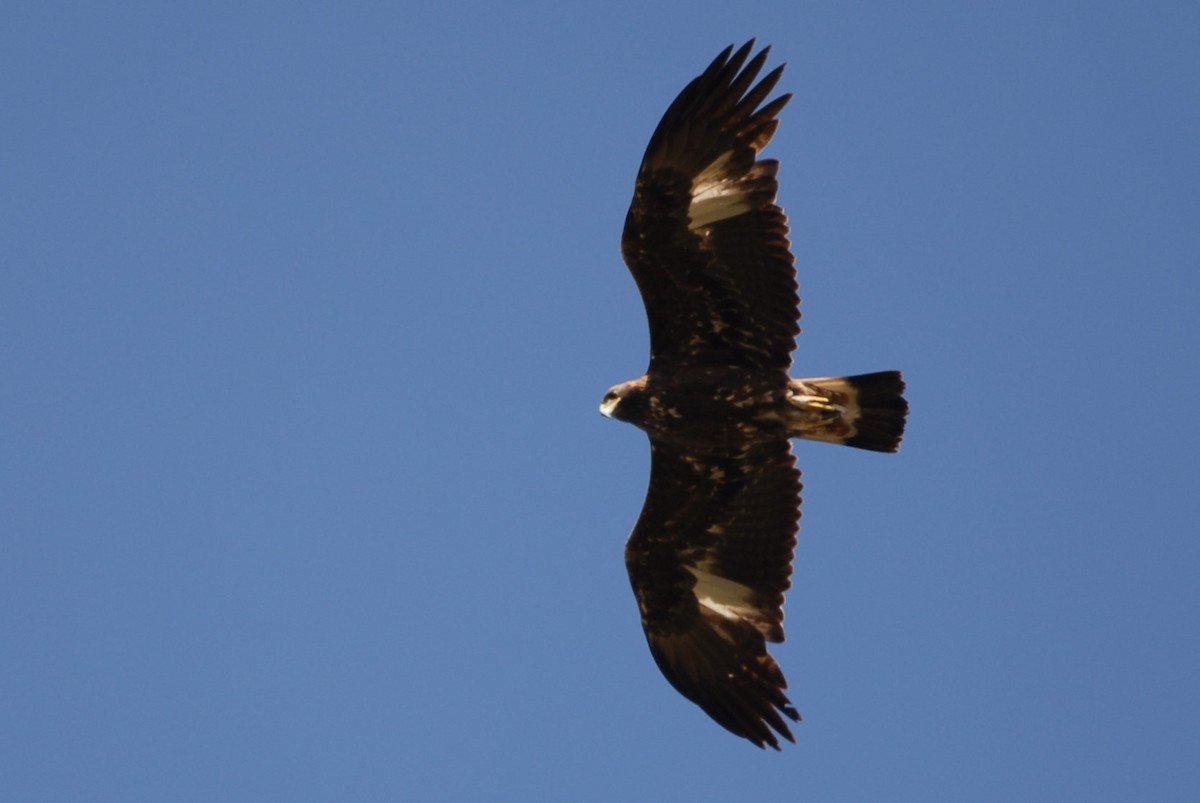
603,370 -> 904,452
601,42 -> 908,750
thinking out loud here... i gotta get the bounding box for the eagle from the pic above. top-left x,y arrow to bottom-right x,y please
600,41 -> 908,750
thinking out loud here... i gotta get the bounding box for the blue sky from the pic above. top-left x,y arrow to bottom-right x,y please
4,2 -> 1199,800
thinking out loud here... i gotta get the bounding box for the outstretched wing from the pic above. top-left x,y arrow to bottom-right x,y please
625,438 -> 801,749
621,41 -> 797,373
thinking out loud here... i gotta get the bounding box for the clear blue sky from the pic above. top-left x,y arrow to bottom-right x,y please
4,2 -> 1199,800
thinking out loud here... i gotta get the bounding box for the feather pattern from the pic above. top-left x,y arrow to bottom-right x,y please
622,41 -> 797,373
625,440 -> 801,749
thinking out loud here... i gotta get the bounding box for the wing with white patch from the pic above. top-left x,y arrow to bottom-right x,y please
624,438 -> 801,749
620,41 -> 797,372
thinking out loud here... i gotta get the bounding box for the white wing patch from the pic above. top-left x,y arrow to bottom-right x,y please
686,562 -> 773,637
688,151 -> 751,230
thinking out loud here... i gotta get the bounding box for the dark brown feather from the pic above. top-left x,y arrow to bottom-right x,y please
625,440 -> 801,749
621,42 -> 797,372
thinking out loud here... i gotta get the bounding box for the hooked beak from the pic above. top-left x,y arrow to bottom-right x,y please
599,393 -> 620,419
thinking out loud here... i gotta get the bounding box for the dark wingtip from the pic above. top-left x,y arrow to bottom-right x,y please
638,40 -> 789,176
643,615 -> 802,751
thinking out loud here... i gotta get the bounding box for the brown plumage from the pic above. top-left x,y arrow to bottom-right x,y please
601,42 -> 908,749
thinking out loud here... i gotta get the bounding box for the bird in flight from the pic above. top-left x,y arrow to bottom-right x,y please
601,41 -> 908,750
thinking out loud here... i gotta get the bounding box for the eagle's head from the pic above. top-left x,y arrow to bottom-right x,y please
600,377 -> 650,424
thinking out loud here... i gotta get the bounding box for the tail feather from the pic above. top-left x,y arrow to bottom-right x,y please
796,371 -> 908,453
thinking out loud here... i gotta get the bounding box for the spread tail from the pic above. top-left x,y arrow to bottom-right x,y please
790,371 -> 908,453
